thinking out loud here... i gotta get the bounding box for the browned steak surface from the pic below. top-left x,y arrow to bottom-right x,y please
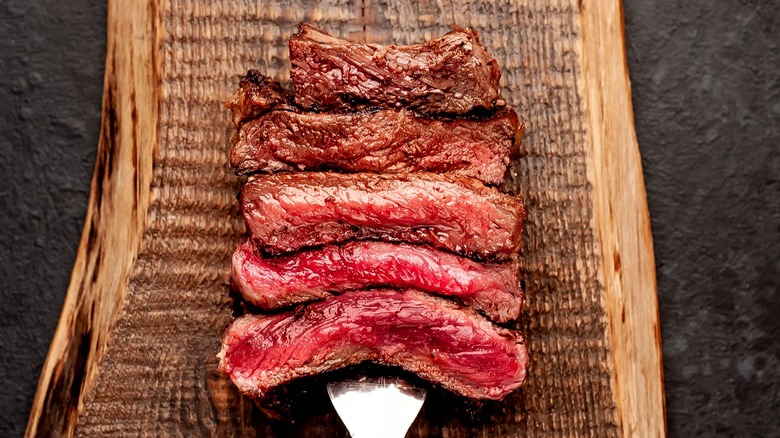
225,70 -> 294,127
240,172 -> 526,260
289,24 -> 502,114
231,104 -> 521,184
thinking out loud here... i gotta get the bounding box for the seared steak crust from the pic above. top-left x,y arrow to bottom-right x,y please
240,172 -> 526,260
225,70 -> 294,127
230,104 -> 521,184
289,24 -> 502,114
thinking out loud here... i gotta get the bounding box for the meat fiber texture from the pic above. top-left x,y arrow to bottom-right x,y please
240,172 -> 527,260
289,24 -> 502,115
230,99 -> 522,185
233,240 -> 524,323
222,24 -> 530,410
218,289 -> 529,401
225,69 -> 295,127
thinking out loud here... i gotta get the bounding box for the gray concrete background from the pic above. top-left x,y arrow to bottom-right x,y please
0,1 -> 777,436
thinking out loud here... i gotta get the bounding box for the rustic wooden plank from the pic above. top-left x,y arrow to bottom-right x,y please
24,0 -> 161,436
27,0 -> 665,436
579,1 -> 666,436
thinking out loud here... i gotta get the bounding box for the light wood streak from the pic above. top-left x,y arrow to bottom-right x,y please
580,0 -> 666,436
25,0 -> 160,436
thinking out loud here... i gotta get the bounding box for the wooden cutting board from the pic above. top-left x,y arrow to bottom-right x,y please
26,0 -> 665,436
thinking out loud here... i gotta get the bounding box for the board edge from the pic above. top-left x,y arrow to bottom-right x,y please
579,0 -> 667,436
24,0 -> 161,436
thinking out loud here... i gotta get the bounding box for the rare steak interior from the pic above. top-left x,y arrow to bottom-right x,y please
221,24 -> 530,417
219,290 -> 529,401
233,239 -> 524,322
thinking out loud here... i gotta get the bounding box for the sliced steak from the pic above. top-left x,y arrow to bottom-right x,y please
233,239 -> 524,322
218,289 -> 529,400
289,24 -> 501,114
225,70 -> 295,127
230,105 -> 521,185
240,172 -> 526,260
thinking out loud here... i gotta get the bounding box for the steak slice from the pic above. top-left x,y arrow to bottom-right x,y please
233,239 -> 524,322
289,24 -> 501,114
230,105 -> 522,185
240,172 -> 526,260
225,70 -> 294,127
218,289 -> 529,400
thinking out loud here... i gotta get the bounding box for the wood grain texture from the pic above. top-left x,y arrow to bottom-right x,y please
579,2 -> 666,436
27,0 -> 665,436
25,0 -> 160,436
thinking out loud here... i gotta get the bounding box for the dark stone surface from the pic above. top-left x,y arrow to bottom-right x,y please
624,2 -> 779,436
0,0 -> 106,436
0,0 -> 776,436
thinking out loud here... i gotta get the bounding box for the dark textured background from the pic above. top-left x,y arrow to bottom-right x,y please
0,0 -> 777,436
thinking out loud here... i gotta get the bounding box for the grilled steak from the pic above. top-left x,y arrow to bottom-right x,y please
289,24 -> 502,114
225,70 -> 294,127
230,105 -> 521,184
240,172 -> 526,260
218,289 -> 529,400
233,239 -> 524,322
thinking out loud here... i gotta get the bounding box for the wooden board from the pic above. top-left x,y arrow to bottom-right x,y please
26,0 -> 665,436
